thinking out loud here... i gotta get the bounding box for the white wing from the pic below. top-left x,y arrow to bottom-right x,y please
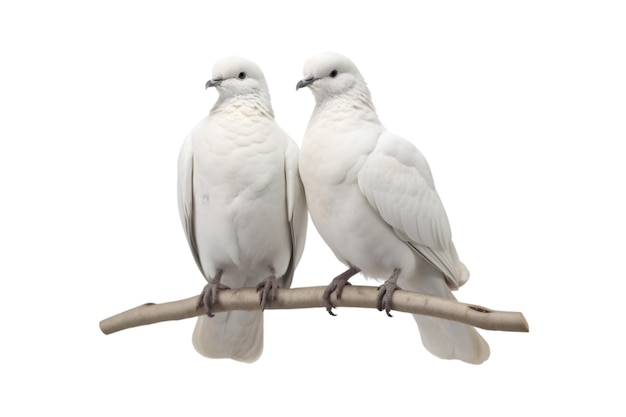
357,132 -> 468,288
177,132 -> 204,276
281,138 -> 308,288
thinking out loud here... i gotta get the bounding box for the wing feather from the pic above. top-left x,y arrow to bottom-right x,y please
357,132 -> 468,288
177,132 -> 204,276
281,138 -> 308,289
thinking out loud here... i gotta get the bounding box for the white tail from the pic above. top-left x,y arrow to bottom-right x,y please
192,311 -> 264,363
403,266 -> 490,364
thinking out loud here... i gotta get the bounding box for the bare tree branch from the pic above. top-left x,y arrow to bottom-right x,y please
99,286 -> 528,335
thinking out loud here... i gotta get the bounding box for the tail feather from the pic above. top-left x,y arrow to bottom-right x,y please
403,270 -> 490,364
413,311 -> 490,364
192,311 -> 264,363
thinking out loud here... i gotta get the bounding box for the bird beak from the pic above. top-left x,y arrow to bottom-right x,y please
205,78 -> 222,89
296,77 -> 316,91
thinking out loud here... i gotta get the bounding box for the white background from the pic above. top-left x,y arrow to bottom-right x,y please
1,1 -> 625,415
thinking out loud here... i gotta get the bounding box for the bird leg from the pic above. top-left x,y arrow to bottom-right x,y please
256,267 -> 279,310
323,266 -> 360,316
377,268 -> 401,317
197,270 -> 229,317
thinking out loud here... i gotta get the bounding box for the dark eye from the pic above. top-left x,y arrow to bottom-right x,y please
237,72 -> 246,80
329,69 -> 338,78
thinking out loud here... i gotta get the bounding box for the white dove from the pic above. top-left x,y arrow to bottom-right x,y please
178,56 -> 307,362
296,52 -> 489,364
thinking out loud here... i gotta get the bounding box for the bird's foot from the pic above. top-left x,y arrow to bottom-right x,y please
323,266 -> 360,316
377,268 -> 401,317
197,271 -> 229,317
256,274 -> 279,310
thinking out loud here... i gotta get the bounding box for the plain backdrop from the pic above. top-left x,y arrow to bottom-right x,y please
1,1 -> 625,415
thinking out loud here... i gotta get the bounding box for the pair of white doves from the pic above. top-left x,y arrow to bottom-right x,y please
177,52 -> 489,364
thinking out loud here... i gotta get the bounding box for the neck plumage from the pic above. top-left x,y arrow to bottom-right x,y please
211,92 -> 274,119
311,84 -> 380,125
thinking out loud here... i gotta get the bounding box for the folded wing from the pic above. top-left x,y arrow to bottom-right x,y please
357,132 -> 468,289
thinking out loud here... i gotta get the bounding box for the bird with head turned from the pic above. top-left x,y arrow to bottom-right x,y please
296,51 -> 489,364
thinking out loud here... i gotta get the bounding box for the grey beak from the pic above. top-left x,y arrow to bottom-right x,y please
205,78 -> 222,89
296,77 -> 316,90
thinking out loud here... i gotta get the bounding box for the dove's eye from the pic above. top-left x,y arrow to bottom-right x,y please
237,72 -> 247,80
329,70 -> 338,78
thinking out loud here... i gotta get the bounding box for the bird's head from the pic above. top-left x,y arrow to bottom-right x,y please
296,52 -> 365,101
206,56 -> 269,100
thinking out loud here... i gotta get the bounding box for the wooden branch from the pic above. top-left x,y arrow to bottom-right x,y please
99,286 -> 528,335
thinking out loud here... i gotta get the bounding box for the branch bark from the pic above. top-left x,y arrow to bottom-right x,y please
99,286 -> 528,335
